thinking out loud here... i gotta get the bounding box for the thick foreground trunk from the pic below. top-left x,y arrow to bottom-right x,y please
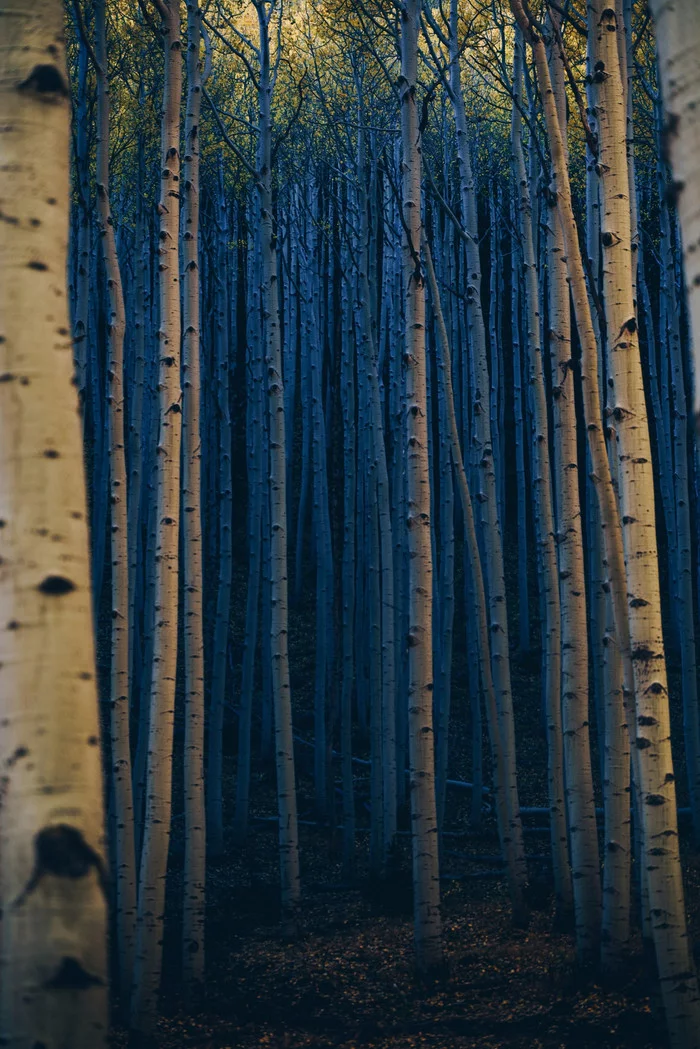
0,2 -> 109,1044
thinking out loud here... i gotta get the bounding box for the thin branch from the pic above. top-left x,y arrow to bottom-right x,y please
72,0 -> 103,76
202,84 -> 257,179
546,1 -> 598,158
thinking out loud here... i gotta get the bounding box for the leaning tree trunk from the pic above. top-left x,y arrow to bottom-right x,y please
650,0 -> 700,426
400,0 -> 443,977
181,0 -> 206,989
131,0 -> 183,1036
546,12 -> 601,961
0,2 -> 109,1044
424,240 -> 529,925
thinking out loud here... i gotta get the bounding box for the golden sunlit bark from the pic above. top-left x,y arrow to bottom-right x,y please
0,2 -> 109,1044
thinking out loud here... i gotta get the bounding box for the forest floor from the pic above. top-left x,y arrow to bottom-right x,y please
109,549 -> 700,1048
116,785 -> 700,1049
112,644 -> 700,1049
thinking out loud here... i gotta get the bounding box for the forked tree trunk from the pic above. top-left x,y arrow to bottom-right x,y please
0,2 -> 109,1043
131,0 -> 183,1035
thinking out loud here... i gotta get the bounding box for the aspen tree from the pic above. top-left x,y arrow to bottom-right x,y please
400,0 -> 443,976
510,30 -> 571,921
340,254 -> 357,877
94,0 -> 137,999
233,258 -> 264,847
651,90 -> 700,838
546,10 -> 601,959
70,9 -> 90,416
182,0 -> 207,986
0,1 -> 109,1044
595,7 -> 700,1040
582,2 -> 632,964
424,240 -> 528,922
650,0 -> 700,424
254,0 -> 301,927
433,236 -> 456,835
304,206 -> 333,819
131,0 -> 183,1035
355,119 -> 397,866
206,158 -> 233,858
129,140 -> 148,712
511,233 -> 530,656
446,1 -> 526,903
512,3 -> 700,1040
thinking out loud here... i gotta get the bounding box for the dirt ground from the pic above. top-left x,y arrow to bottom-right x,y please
112,760 -> 700,1049
110,554 -> 700,1048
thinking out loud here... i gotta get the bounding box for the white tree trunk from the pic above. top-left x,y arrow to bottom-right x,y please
131,0 -> 183,1034
511,30 -> 571,921
448,1 -> 527,914
401,0 -> 443,976
181,0 -> 206,989
546,14 -> 601,960
94,0 -> 137,1001
255,0 -> 301,928
0,2 -> 109,1043
596,8 -> 700,1040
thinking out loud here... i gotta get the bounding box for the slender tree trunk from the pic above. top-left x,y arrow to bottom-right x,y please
71,15 -> 90,417
424,241 -> 530,924
340,257 -> 356,876
546,12 -> 601,960
401,0 -> 443,975
206,158 -> 233,858
510,30 -> 571,922
255,0 -> 300,928
0,3 -> 109,1043
182,0 -> 206,987
448,0 -> 527,913
233,274 -> 264,846
131,1 -> 183,1034
94,0 -> 137,1002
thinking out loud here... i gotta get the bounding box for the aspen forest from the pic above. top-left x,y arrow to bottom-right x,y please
5,0 -> 700,1046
